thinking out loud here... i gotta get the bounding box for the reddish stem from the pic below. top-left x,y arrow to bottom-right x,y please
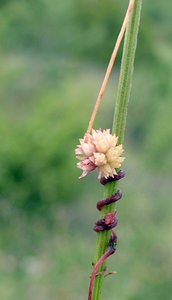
88,231 -> 117,300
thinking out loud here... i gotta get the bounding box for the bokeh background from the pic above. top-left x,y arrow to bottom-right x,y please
0,0 -> 172,299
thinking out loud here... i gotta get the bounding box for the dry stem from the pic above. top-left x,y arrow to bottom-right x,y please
85,0 -> 135,139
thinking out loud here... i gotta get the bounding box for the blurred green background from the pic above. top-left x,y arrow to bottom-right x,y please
0,0 -> 172,299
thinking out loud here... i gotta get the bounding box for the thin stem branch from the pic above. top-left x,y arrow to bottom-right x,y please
86,0 -> 135,137
88,243 -> 114,300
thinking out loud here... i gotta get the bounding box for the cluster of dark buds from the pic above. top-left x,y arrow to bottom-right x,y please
88,169 -> 125,300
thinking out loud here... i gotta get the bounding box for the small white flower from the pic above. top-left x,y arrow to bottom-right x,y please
94,153 -> 107,166
75,129 -> 125,179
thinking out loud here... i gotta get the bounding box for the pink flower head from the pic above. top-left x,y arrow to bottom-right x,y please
75,129 -> 125,179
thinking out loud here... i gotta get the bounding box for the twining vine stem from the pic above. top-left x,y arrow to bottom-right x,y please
88,171 -> 125,300
90,1 -> 142,300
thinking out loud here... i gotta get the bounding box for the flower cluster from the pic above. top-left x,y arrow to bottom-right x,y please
75,129 -> 125,179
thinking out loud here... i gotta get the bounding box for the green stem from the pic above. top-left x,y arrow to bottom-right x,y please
112,0 -> 142,141
92,1 -> 142,300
